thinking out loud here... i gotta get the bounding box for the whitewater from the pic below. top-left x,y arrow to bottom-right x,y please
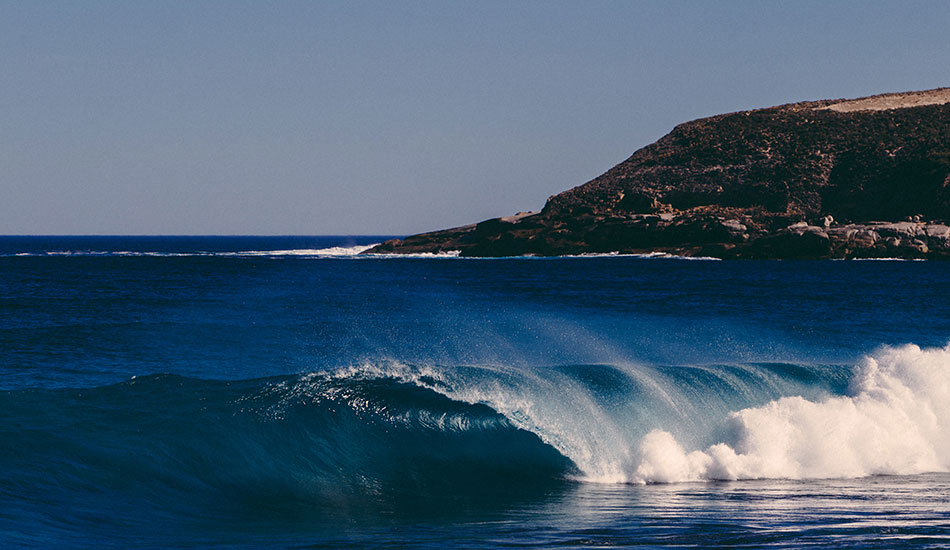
633,344 -> 950,483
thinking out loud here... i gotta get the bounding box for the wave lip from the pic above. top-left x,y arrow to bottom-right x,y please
632,344 -> 950,483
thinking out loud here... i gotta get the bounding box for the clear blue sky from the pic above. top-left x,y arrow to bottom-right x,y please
3,1 -> 949,235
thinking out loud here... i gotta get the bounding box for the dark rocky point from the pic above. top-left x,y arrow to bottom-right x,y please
365,89 -> 950,259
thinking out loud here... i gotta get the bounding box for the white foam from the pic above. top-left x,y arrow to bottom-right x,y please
632,344 -> 950,483
232,245 -> 378,257
851,257 -> 926,262
361,250 -> 462,258
539,251 -> 721,260
362,250 -> 720,260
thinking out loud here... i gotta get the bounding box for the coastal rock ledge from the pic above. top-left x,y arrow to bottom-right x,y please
366,88 -> 950,259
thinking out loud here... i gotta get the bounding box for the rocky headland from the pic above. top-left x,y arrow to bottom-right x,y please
366,88 -> 950,259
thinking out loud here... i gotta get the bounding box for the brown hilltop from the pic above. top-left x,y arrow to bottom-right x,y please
367,88 -> 950,259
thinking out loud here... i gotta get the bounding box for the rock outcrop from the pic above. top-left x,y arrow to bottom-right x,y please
366,88 -> 950,259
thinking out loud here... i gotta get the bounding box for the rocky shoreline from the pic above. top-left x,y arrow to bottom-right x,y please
368,210 -> 950,259
366,88 -> 950,259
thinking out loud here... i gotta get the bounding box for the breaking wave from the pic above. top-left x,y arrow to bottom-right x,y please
3,343 -> 947,524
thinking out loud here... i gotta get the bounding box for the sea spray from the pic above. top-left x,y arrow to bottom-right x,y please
632,344 -> 950,482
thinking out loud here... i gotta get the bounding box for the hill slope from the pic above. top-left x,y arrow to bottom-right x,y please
367,89 -> 950,259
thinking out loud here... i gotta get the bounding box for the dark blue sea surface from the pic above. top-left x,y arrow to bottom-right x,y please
2,236 -> 949,548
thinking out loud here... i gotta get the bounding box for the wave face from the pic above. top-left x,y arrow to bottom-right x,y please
0,372 -> 572,524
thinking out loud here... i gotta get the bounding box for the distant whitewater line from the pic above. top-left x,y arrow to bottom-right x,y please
8,245 -> 380,258
9,244 -> 378,257
5,246 -> 724,260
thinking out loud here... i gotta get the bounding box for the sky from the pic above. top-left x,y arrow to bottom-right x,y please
2,1 -> 950,236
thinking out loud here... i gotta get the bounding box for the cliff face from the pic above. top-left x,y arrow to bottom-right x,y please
367,89 -> 950,259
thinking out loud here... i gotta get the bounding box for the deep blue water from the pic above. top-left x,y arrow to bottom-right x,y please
2,236 -> 949,548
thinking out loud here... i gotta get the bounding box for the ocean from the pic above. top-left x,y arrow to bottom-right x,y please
2,236 -> 949,548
